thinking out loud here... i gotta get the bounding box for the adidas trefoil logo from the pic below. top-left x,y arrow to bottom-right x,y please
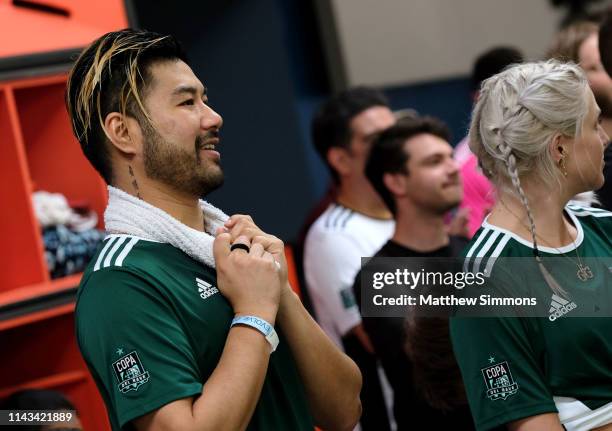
196,277 -> 219,300
548,294 -> 577,321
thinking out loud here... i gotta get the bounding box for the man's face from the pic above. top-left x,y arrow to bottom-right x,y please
400,133 -> 462,214
345,106 -> 396,177
138,60 -> 224,197
579,33 -> 612,117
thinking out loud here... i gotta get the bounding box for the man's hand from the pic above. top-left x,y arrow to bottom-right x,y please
213,229 -> 281,323
222,215 -> 362,431
223,215 -> 289,292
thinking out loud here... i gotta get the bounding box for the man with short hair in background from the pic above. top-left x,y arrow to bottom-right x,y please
353,116 -> 473,430
304,87 -> 396,430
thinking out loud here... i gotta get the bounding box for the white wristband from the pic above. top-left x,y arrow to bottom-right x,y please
231,315 -> 279,353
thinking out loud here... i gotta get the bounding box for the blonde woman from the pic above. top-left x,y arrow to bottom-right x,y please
451,61 -> 612,431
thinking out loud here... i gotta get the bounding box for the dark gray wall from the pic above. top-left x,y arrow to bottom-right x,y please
134,0 -> 319,241
132,0 -> 474,242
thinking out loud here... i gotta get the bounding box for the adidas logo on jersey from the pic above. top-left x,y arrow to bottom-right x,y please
548,294 -> 577,321
196,277 -> 219,300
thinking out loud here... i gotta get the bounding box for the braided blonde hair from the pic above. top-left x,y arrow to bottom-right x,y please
469,60 -> 589,295
470,60 -> 589,196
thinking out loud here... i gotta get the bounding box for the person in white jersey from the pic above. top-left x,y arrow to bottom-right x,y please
304,87 -> 395,430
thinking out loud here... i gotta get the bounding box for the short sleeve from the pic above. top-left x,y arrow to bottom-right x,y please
304,232 -> 362,336
449,316 -> 556,431
76,269 -> 203,428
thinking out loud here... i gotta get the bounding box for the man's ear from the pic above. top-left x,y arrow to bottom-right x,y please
327,147 -> 352,177
103,112 -> 141,155
549,132 -> 567,163
383,172 -> 407,198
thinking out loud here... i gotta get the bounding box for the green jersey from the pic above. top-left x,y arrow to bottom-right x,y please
76,234 -> 314,430
450,204 -> 612,431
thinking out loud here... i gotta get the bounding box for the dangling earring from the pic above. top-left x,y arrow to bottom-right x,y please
559,153 -> 568,177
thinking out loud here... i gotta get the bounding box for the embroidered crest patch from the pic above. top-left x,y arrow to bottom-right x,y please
113,351 -> 150,393
481,360 -> 518,401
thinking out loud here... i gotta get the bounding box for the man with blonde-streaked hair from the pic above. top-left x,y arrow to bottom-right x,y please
66,28 -> 361,431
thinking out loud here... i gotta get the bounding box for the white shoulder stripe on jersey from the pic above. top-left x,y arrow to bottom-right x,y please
103,236 -> 127,268
94,237 -> 117,272
331,207 -> 348,228
567,203 -> 606,211
464,228 -> 491,273
94,236 -> 140,271
473,230 -> 501,274
339,209 -> 354,228
115,237 -> 139,267
482,234 -> 511,277
465,228 -> 491,258
481,209 -> 584,254
324,205 -> 341,228
571,211 -> 612,217
105,233 -> 161,242
567,204 -> 612,216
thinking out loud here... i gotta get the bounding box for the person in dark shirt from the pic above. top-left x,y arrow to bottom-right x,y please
353,116 -> 474,429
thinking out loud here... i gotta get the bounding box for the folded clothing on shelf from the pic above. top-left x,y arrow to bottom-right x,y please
43,225 -> 106,279
33,191 -> 98,232
33,191 -> 105,278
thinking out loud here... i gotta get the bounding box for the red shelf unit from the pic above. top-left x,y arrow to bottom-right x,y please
0,74 -> 111,430
0,1 -> 130,429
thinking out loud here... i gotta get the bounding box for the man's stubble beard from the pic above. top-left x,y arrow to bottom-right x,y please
433,200 -> 460,216
425,190 -> 462,216
141,122 -> 224,198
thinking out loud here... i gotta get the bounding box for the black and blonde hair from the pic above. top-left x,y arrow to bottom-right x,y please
65,29 -> 187,184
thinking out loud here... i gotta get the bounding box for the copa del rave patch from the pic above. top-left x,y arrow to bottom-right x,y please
481,360 -> 518,401
113,351 -> 150,393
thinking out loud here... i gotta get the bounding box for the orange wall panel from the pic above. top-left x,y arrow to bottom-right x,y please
0,0 -> 129,58
0,88 -> 48,291
15,82 -> 108,224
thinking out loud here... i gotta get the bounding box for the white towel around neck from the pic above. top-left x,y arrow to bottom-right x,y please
104,186 -> 228,268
